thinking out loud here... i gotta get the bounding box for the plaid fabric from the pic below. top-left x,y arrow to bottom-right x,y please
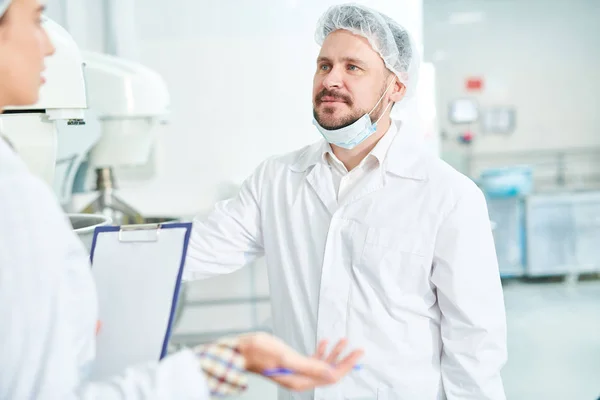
194,337 -> 249,397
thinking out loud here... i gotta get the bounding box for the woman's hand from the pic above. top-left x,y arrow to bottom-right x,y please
238,333 -> 363,392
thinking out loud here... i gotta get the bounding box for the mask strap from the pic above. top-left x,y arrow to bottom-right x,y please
368,78 -> 396,116
373,100 -> 394,126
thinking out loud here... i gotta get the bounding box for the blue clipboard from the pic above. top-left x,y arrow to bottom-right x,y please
88,222 -> 192,380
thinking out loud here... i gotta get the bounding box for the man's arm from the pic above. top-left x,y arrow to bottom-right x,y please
184,161 -> 268,280
431,184 -> 507,400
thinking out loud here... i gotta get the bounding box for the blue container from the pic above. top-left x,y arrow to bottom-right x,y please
478,166 -> 533,198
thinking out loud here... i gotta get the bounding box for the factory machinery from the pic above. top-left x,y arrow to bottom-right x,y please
478,162 -> 600,280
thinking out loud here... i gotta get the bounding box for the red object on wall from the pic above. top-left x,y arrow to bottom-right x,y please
459,130 -> 474,144
466,77 -> 483,91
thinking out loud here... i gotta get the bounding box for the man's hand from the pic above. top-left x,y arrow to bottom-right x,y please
238,333 -> 363,392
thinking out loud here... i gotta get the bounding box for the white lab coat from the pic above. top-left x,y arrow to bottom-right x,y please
186,121 -> 507,400
0,138 -> 209,399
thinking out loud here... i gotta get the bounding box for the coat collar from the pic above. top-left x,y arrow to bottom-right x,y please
289,119 -> 429,181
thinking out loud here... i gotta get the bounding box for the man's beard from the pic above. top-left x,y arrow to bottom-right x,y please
313,106 -> 365,130
313,83 -> 389,130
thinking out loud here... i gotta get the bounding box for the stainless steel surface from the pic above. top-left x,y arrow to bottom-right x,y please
82,191 -> 144,225
68,213 -> 112,252
487,197 -> 526,277
119,216 -> 178,225
82,167 -> 145,225
526,191 -> 600,277
95,167 -> 117,190
468,147 -> 600,192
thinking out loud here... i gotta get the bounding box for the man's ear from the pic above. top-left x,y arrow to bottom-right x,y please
389,80 -> 407,103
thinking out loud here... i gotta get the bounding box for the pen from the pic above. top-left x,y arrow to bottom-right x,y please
263,364 -> 362,377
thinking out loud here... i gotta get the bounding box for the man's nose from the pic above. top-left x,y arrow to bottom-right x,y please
322,66 -> 344,89
44,31 -> 56,57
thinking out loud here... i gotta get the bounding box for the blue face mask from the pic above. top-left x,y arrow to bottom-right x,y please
313,79 -> 395,150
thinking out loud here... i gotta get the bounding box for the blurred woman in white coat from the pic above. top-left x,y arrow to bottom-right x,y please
0,0 -> 362,398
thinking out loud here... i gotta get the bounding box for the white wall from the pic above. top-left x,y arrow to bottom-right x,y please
45,0 -> 107,53
424,0 -> 600,189
115,0 -> 423,216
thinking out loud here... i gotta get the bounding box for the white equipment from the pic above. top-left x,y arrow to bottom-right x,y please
79,51 -> 171,224
0,17 -> 101,209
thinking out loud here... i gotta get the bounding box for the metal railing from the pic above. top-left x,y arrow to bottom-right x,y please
169,261 -> 272,348
467,146 -> 600,192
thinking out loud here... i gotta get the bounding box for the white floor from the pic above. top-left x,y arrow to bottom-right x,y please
172,265 -> 600,400
501,279 -> 600,400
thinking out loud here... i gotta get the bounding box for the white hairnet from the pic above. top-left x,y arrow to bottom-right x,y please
315,3 -> 421,100
0,1 -> 11,19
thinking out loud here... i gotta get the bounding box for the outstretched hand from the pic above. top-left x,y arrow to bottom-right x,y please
238,333 -> 363,392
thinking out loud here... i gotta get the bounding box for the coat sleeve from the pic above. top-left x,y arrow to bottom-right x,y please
430,183 -> 508,400
184,161 -> 268,281
0,171 -> 210,400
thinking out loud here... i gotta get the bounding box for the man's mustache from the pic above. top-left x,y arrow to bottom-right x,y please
315,89 -> 352,105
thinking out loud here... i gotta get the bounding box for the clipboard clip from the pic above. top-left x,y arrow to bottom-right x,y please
118,223 -> 163,243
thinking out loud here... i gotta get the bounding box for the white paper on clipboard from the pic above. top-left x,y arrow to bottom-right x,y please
88,222 -> 192,381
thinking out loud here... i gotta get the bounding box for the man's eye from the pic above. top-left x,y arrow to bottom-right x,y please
320,65 -> 330,71
348,65 -> 359,71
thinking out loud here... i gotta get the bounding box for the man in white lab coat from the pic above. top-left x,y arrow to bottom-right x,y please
0,0 -> 362,398
186,3 -> 507,400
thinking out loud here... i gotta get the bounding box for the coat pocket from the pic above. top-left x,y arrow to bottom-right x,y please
356,226 -> 429,301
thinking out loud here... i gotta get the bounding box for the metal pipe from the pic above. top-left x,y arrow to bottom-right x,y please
170,326 -> 272,347
183,296 -> 270,307
468,146 -> 600,159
